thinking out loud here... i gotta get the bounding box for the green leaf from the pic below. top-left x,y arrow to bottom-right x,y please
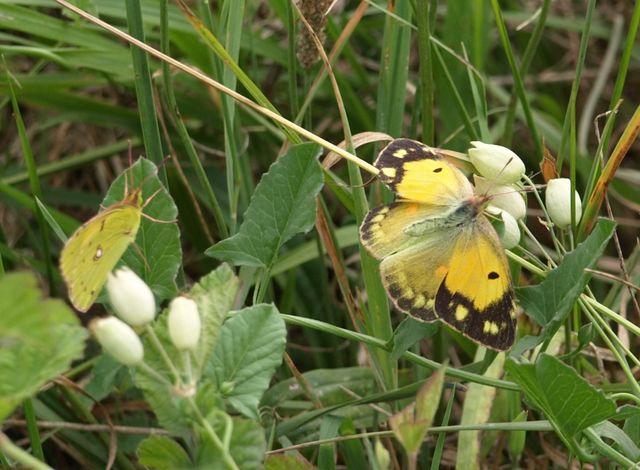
457,352 -> 505,469
206,143 -> 323,268
318,415 -> 342,470
206,304 -> 287,419
506,354 -> 616,451
265,454 -> 315,470
84,355 -> 126,402
197,417 -> 266,470
102,158 -> 181,301
134,265 -> 238,434
592,421 -> 640,461
188,264 -> 239,376
0,272 -> 87,420
416,366 -> 445,427
516,218 -> 615,340
390,317 -> 439,361
137,436 -> 192,469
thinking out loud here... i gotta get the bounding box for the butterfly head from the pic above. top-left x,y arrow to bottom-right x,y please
123,188 -> 143,207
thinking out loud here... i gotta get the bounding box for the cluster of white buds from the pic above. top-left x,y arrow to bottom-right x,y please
468,142 -> 526,249
469,142 -> 584,248
91,267 -> 201,366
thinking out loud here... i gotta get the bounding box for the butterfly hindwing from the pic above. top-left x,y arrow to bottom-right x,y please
375,139 -> 472,206
434,217 -> 516,350
378,232 -> 456,322
360,202 -> 452,260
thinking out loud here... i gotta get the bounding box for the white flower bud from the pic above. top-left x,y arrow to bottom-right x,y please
487,206 -> 520,249
469,141 -> 526,184
545,178 -> 582,228
168,297 -> 201,350
474,175 -> 527,220
106,267 -> 156,327
91,316 -> 144,365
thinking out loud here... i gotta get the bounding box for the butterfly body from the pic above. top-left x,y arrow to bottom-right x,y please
60,189 -> 143,312
360,139 -> 517,350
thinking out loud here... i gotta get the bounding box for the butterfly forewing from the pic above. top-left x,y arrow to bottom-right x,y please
60,198 -> 142,312
375,139 -> 472,206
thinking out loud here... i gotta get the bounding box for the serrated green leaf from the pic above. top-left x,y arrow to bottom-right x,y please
134,312 -> 191,435
197,416 -> 266,470
102,158 -> 181,302
517,218 -> 615,341
206,304 -> 287,419
134,265 -> 238,434
0,272 -> 87,420
188,264 -> 239,376
206,143 -> 323,268
137,436 -> 192,469
506,354 -> 616,451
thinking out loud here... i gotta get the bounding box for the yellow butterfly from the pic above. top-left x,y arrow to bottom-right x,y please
360,139 -> 517,350
59,161 -> 165,313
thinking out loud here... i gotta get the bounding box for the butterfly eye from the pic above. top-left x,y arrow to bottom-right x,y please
488,271 -> 499,279
433,167 -> 443,173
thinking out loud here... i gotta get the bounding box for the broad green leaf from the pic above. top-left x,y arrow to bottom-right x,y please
197,416 -> 266,470
517,218 -> 615,340
0,272 -> 87,420
506,354 -> 616,451
207,304 -> 287,419
390,317 -> 439,361
206,143 -> 323,268
102,158 -> 181,301
137,436 -> 192,469
188,264 -> 239,375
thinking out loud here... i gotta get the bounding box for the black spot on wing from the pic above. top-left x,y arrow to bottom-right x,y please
435,276 -> 516,351
488,271 -> 499,279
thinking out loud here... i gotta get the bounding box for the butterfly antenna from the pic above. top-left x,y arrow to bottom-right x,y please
140,187 -> 177,224
352,174 -> 378,189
